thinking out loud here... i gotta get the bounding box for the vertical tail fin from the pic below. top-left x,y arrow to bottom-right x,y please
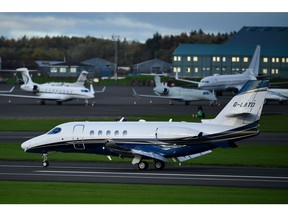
243,45 -> 260,77
154,76 -> 163,87
75,71 -> 88,86
204,80 -> 269,127
17,68 -> 34,85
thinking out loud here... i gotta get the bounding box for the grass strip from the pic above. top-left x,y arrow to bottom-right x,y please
0,181 -> 287,204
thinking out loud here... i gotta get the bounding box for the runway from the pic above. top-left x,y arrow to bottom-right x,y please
0,160 -> 288,188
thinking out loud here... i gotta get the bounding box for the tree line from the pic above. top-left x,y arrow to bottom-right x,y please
0,29 -> 236,69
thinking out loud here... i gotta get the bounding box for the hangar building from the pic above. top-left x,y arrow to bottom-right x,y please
172,26 -> 288,78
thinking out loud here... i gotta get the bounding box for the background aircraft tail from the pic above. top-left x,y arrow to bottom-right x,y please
154,76 -> 164,87
243,45 -> 260,77
17,68 -> 35,85
203,80 -> 268,127
75,71 -> 88,86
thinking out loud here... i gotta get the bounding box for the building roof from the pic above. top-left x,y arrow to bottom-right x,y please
133,58 -> 171,67
226,26 -> 288,45
173,44 -> 288,57
81,58 -> 115,68
173,26 -> 288,57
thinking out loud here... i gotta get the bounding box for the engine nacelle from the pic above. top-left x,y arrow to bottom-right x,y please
33,85 -> 39,94
155,126 -> 200,141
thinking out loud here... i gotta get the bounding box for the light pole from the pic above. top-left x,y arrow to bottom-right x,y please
112,34 -> 120,84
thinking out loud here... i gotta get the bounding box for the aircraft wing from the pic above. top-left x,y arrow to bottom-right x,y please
0,87 -> 14,93
175,72 -> 199,85
0,93 -> 70,101
93,86 -> 106,93
176,77 -> 200,85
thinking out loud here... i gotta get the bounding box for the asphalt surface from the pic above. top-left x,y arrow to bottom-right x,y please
0,84 -> 287,189
0,85 -> 287,118
0,160 -> 287,188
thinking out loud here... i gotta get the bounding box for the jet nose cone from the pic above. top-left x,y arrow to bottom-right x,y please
21,140 -> 31,151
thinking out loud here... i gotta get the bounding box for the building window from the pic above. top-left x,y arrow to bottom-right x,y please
51,68 -> 57,73
232,57 -> 240,62
263,57 -> 269,63
173,56 -> 177,61
212,56 -> 220,62
187,56 -> 191,61
173,67 -> 181,73
272,58 -> 279,63
222,57 -> 226,62
70,67 -> 77,73
194,67 -> 198,73
177,56 -> 181,61
60,67 -> 67,73
193,56 -> 198,62
185,67 -> 190,73
243,57 -> 249,62
262,69 -> 268,74
271,69 -> 279,74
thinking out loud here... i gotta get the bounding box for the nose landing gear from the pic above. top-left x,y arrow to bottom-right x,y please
42,153 -> 49,167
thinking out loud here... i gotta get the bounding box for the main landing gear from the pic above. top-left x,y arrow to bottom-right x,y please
42,153 -> 49,167
137,160 -> 165,170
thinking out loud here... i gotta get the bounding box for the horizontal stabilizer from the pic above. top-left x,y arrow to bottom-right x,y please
177,150 -> 212,162
131,149 -> 167,162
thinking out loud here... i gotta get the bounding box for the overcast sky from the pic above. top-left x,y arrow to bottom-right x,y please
1,0 -> 287,43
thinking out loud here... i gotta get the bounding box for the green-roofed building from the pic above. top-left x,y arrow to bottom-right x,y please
172,26 -> 288,78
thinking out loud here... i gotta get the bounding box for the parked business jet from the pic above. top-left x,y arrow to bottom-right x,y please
21,80 -> 268,170
0,68 -> 105,105
133,76 -> 217,105
265,88 -> 288,104
176,45 -> 261,95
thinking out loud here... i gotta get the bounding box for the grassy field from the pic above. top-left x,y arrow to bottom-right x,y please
0,114 -> 287,132
0,181 -> 287,204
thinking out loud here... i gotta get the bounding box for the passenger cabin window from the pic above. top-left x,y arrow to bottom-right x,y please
114,130 -> 119,136
90,130 -> 94,136
106,130 -> 111,136
98,130 -> 103,136
123,130 -> 128,136
48,127 -> 61,135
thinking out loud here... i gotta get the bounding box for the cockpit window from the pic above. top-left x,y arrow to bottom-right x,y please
203,91 -> 210,95
81,89 -> 89,93
48,127 -> 62,135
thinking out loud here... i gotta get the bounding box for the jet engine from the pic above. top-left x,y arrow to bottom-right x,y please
33,85 -> 39,94
162,88 -> 169,95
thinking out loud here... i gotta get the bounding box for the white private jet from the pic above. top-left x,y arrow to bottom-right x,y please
133,75 -> 217,105
0,68 -> 105,105
21,80 -> 269,170
176,45 -> 261,95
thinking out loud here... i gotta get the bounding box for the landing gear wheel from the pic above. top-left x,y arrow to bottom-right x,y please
138,161 -> 148,170
42,153 -> 49,167
42,161 -> 49,167
154,160 -> 165,170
